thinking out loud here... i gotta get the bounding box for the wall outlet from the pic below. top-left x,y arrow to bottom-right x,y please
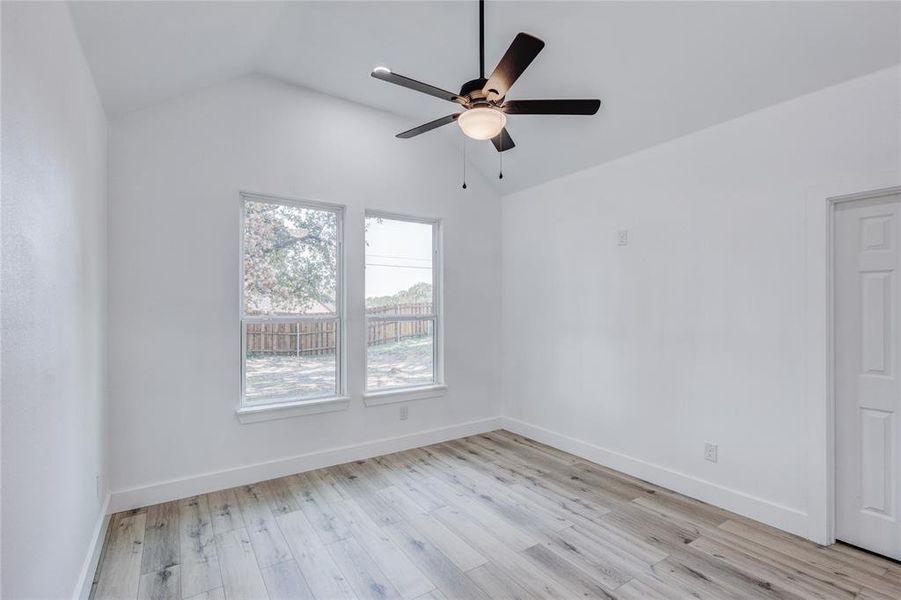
399,406 -> 409,421
618,230 -> 629,246
704,443 -> 718,463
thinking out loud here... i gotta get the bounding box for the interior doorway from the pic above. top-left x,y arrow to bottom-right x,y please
834,192 -> 901,560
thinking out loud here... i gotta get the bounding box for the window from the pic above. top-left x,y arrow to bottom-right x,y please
240,194 -> 344,409
365,213 -> 442,394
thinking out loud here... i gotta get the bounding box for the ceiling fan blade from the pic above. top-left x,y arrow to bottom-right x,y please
372,68 -> 465,105
483,33 -> 545,100
396,114 -> 460,139
491,127 -> 515,152
502,99 -> 601,115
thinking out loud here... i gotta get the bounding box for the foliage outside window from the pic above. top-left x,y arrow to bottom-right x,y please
241,195 -> 343,406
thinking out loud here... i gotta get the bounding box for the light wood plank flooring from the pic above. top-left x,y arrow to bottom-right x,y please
90,431 -> 901,599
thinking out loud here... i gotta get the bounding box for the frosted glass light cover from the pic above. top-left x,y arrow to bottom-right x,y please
457,107 -> 507,140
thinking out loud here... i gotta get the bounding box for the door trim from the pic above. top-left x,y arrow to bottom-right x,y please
805,176 -> 901,546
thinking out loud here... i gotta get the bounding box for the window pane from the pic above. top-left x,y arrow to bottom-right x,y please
365,217 -> 433,316
244,200 -> 337,316
366,319 -> 434,390
244,320 -> 337,402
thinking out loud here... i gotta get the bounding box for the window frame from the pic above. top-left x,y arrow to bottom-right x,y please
238,192 -> 348,420
363,210 -> 445,403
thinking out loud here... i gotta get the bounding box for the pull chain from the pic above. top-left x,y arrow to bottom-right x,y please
499,135 -> 504,179
462,136 -> 468,189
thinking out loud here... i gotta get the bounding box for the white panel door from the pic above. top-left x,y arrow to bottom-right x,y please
835,195 -> 901,559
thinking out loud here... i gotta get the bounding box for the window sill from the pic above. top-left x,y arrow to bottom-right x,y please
236,395 -> 351,424
362,384 -> 447,407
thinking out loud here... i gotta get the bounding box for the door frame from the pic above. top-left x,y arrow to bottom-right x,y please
805,176 -> 901,546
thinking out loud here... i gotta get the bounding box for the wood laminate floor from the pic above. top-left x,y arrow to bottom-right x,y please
90,430 -> 901,599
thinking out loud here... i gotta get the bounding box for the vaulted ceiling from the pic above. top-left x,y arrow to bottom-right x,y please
69,1 -> 901,192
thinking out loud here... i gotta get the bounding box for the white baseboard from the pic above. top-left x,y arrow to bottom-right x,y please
500,417 -> 810,539
109,417 -> 503,512
73,494 -> 111,600
106,414 -> 809,542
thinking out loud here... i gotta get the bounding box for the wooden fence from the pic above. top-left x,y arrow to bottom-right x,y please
246,321 -> 338,356
246,303 -> 432,356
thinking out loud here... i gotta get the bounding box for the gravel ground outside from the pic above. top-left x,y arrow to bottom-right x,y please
245,336 -> 433,402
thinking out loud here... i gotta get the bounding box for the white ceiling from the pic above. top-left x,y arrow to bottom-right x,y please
69,1 -> 901,193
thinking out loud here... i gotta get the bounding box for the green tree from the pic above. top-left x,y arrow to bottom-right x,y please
244,201 -> 336,314
366,281 -> 433,308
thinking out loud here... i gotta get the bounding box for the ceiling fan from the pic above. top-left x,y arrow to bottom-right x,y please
371,0 -> 601,153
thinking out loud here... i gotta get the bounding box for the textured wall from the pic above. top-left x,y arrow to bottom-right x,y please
1,2 -> 109,598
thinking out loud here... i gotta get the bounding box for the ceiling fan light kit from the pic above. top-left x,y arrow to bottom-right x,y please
371,0 -> 601,183
457,107 -> 507,140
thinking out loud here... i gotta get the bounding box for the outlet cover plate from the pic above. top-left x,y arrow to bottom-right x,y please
704,443 -> 718,463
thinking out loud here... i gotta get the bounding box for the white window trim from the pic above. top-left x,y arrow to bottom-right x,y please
363,384 -> 447,407
238,191 -> 347,419
236,395 -> 351,424
363,210 -> 445,403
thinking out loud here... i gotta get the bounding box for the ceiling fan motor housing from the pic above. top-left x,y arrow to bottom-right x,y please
460,78 -> 496,104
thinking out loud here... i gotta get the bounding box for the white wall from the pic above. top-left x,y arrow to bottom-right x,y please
107,76 -> 502,503
1,2 -> 109,598
501,67 -> 900,537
